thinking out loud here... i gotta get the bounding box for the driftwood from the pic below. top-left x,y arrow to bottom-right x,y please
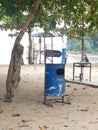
4,43 -> 24,102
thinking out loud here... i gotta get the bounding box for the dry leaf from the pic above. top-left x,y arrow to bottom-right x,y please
80,107 -> 89,112
12,114 -> 21,117
19,124 -> 29,127
39,125 -> 48,130
0,110 -> 3,113
22,119 -> 32,123
89,121 -> 98,124
92,102 -> 96,104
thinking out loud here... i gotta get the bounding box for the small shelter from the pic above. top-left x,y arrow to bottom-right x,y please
32,32 -> 55,64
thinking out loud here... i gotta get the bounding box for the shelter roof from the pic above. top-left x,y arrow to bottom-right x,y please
32,32 -> 55,37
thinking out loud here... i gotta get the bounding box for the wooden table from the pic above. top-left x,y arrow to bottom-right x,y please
73,62 -> 91,81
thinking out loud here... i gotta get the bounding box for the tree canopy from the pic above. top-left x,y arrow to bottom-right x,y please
0,0 -> 98,38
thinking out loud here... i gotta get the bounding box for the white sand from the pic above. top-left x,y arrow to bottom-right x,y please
0,64 -> 98,130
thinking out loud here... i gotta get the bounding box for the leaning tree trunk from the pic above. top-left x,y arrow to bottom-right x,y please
4,0 -> 41,102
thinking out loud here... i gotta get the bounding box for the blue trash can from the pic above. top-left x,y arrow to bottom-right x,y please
45,64 -> 66,96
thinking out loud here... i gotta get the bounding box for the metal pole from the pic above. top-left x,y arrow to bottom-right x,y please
73,63 -> 75,80
44,37 -> 46,104
51,37 -> 53,63
89,63 -> 91,81
39,37 -> 41,64
61,27 -> 67,64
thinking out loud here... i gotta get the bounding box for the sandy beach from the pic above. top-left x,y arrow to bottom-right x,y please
0,63 -> 98,130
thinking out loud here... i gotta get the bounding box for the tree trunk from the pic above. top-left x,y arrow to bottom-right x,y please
4,0 -> 41,102
28,29 -> 33,64
81,35 -> 84,61
80,35 -> 84,81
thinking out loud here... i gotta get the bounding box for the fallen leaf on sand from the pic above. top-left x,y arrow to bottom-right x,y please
12,114 -> 21,117
19,124 -> 29,127
39,125 -> 48,130
80,107 -> 89,112
92,102 -> 96,104
9,128 -> 14,130
63,125 -> 68,127
74,88 -> 77,90
89,121 -> 98,124
0,110 -> 3,113
82,87 -> 86,90
67,84 -> 71,87
22,119 -> 32,123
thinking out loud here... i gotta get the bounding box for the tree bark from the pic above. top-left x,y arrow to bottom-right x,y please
81,35 -> 84,61
4,0 -> 41,102
4,44 -> 23,102
28,29 -> 33,64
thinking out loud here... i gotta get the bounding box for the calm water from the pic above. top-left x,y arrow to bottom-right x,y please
0,52 -> 98,64
67,53 -> 98,63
